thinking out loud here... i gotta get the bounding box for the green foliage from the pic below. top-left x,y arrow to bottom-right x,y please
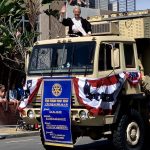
0,0 -> 24,17
0,0 -> 40,55
0,0 -> 59,70
0,0 -> 25,53
0,0 -> 15,16
21,30 -> 40,47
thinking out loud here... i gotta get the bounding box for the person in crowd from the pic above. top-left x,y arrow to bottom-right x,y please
9,83 -> 20,112
68,0 -> 77,5
59,5 -> 92,37
16,78 -> 25,101
0,84 -> 8,111
68,0 -> 87,7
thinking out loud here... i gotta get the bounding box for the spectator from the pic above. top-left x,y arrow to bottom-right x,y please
16,78 -> 25,101
9,83 -> 20,112
68,0 -> 87,7
0,84 -> 8,111
77,0 -> 87,7
68,0 -> 77,6
59,5 -> 92,37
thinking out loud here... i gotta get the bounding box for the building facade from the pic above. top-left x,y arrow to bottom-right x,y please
109,0 -> 136,12
88,0 -> 109,10
65,0 -> 136,11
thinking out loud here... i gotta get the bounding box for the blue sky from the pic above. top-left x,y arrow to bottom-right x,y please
136,0 -> 150,10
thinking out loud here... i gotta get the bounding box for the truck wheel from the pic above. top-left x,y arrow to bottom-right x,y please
72,132 -> 78,144
113,109 -> 144,150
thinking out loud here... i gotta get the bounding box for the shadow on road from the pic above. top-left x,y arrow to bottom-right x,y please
74,139 -> 114,150
74,139 -> 150,150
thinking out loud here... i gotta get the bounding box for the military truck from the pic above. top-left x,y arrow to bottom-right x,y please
19,34 -> 150,150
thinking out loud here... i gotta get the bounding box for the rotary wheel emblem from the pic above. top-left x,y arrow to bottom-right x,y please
52,83 -> 62,97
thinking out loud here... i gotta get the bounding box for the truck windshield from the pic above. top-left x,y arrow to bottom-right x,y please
28,41 -> 96,75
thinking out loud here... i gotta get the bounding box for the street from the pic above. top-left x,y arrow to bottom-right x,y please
0,136 -> 114,150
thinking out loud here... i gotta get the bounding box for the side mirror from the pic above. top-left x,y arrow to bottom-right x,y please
111,48 -> 120,68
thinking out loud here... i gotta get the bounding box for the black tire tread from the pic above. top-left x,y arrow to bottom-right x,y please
113,109 -> 145,150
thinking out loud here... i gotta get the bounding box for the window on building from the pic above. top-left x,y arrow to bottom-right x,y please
124,43 -> 135,68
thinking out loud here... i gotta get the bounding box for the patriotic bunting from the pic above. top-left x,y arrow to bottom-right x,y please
18,78 -> 42,111
73,73 -> 125,115
73,71 -> 141,115
125,72 -> 141,86
18,71 -> 141,114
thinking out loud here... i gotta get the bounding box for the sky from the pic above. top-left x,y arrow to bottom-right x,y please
136,0 -> 150,10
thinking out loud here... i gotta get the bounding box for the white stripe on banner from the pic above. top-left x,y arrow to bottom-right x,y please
78,78 -> 122,109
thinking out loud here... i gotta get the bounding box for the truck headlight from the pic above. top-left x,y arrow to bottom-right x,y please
27,110 -> 34,118
79,110 -> 87,120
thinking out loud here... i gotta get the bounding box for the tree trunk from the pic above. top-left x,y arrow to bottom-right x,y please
7,68 -> 12,100
0,62 -> 4,83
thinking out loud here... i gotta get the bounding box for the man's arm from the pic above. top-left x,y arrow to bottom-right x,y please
85,19 -> 92,35
59,13 -> 71,26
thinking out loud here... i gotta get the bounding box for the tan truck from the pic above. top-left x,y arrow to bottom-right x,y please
20,34 -> 150,150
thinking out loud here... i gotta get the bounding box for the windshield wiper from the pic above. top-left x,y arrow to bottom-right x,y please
84,66 -> 89,77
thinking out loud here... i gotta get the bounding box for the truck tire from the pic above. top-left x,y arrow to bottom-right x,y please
72,132 -> 79,144
142,75 -> 150,95
113,109 -> 145,150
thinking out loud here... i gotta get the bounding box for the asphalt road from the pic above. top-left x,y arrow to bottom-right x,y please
0,136 -> 114,150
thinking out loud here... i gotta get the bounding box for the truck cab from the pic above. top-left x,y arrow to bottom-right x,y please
21,35 -> 146,150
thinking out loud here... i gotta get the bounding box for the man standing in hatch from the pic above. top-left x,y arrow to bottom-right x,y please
59,5 -> 92,37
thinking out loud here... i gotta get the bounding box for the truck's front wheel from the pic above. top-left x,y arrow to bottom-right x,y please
113,109 -> 145,150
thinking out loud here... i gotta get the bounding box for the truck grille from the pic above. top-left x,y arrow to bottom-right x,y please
31,95 -> 76,107
71,95 -> 75,106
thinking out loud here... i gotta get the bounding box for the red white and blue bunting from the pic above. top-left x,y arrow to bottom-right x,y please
18,71 -> 141,113
73,72 -> 141,115
18,78 -> 42,111
125,72 -> 141,86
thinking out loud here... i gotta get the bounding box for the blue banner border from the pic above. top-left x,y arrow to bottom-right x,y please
41,78 -> 73,147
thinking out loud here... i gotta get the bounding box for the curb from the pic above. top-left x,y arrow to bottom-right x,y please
0,131 -> 40,139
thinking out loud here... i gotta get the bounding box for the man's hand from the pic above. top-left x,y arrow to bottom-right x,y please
59,4 -> 66,22
60,4 -> 66,15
